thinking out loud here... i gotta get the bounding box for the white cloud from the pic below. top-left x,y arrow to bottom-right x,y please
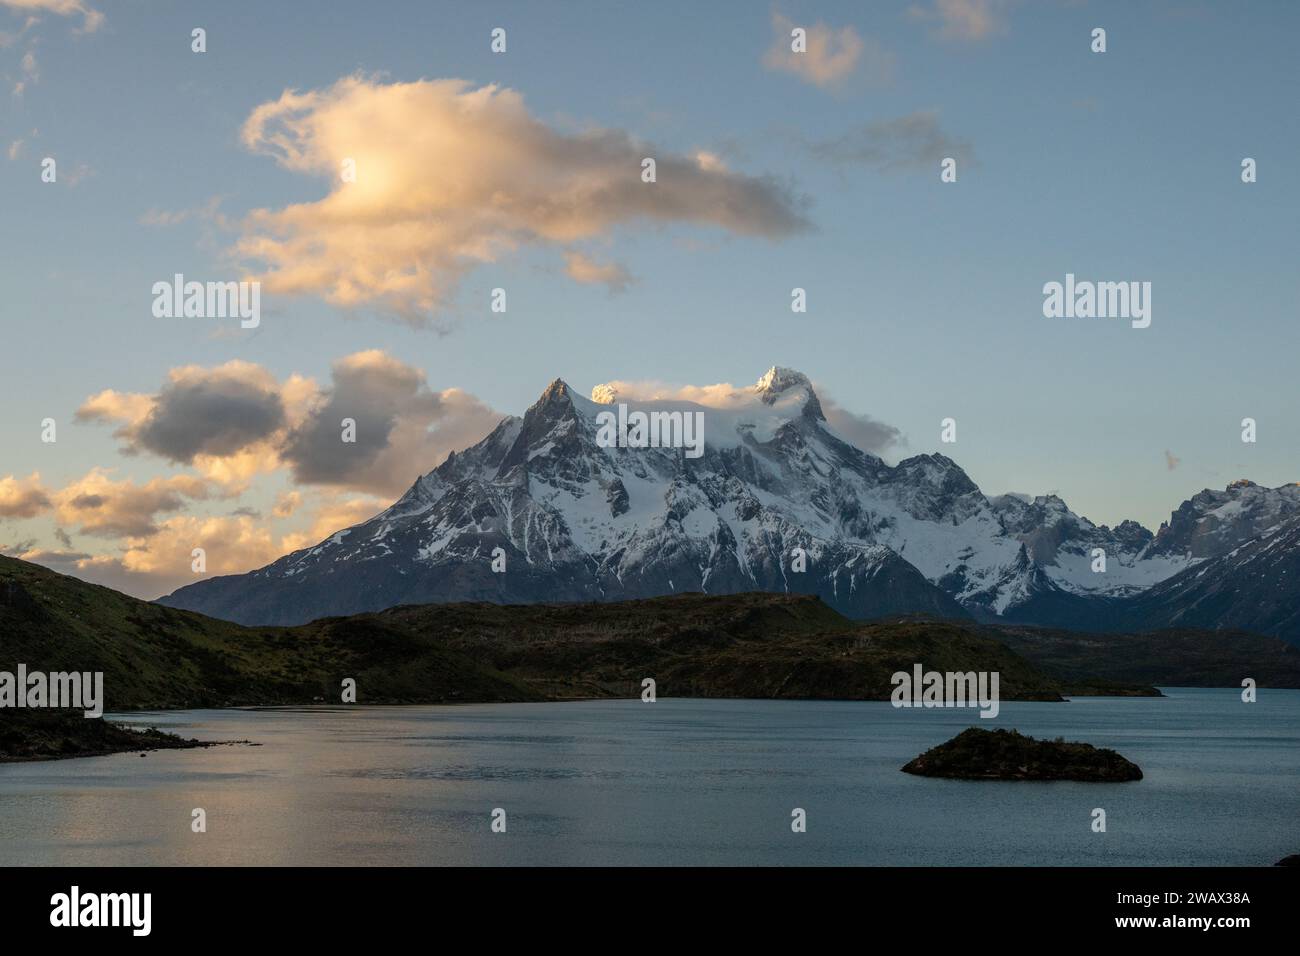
586,375 -> 903,455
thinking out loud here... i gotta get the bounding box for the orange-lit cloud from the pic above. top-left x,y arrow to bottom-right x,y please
51,470 -> 211,538
78,351 -> 506,498
234,75 -> 810,324
0,472 -> 51,518
563,251 -> 634,293
278,492 -> 387,553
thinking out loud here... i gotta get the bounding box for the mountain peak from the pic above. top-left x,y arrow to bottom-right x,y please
539,378 -> 572,401
751,366 -> 826,423
754,366 -> 810,397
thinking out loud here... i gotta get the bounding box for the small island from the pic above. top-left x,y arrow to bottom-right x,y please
901,727 -> 1143,782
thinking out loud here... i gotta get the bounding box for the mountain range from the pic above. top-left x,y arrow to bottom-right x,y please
160,367 -> 1300,644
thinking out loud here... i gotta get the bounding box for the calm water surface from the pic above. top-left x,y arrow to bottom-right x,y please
1,688 -> 1296,865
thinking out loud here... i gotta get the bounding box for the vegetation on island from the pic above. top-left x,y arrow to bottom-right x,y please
901,727 -> 1143,782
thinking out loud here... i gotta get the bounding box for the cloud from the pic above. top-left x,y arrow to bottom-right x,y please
79,364 -> 313,490
52,469 -> 211,538
7,546 -> 86,564
585,375 -> 903,455
817,396 -> 905,454
0,472 -> 51,518
139,196 -> 228,228
79,351 -> 509,498
272,490 -> 302,518
278,493 -> 387,553
762,11 -> 893,89
38,351 -> 518,597
41,491 -> 387,600
564,251 -> 634,293
806,111 -> 973,172
15,491 -> 387,601
36,515 -> 284,601
0,15 -> 35,48
280,350 -> 506,495
8,42 -> 35,96
0,0 -> 102,33
79,361 -> 287,465
234,75 -> 810,325
10,45 -> 35,95
61,161 -> 93,186
907,0 -> 1013,42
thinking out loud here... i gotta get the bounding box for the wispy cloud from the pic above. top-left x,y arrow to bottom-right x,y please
139,196 -> 229,228
762,10 -> 894,89
0,0 -> 103,34
907,0 -> 1015,42
564,251 -> 634,294
804,111 -> 974,173
10,43 -> 35,95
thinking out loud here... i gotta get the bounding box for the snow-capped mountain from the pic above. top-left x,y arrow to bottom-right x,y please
1114,513 -> 1300,638
161,367 -> 1300,640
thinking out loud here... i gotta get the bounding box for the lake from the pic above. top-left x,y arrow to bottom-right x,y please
1,688 -> 1297,865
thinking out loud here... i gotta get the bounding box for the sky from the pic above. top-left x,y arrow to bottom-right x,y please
2,0 -> 1297,599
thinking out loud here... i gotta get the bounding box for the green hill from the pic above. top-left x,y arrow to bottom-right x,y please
1,553 -> 1139,732
0,555 -> 537,711
0,554 -> 1174,716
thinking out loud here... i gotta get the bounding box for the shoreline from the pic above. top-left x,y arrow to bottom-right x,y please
0,710 -> 249,765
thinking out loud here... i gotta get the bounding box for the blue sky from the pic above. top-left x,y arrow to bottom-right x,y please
2,0 -> 1297,597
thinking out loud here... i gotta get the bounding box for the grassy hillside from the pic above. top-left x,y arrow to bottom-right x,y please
1,555 -> 1122,710
0,555 -> 538,710
376,600 -> 1106,700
